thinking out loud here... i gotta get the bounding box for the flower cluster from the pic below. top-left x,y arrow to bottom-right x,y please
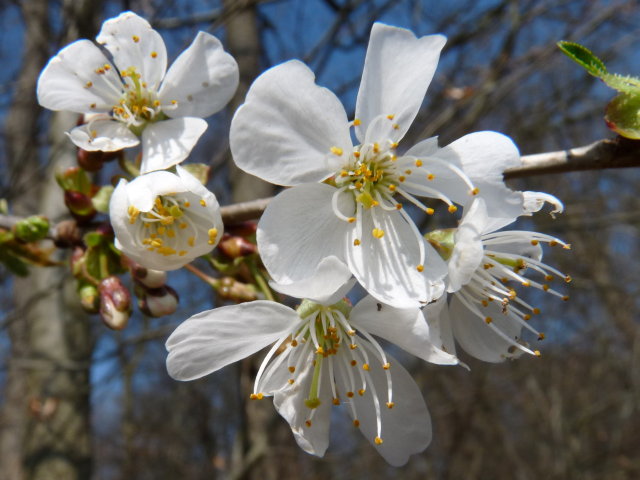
38,12 -> 571,467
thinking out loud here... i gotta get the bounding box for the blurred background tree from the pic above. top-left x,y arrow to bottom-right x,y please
0,0 -> 638,479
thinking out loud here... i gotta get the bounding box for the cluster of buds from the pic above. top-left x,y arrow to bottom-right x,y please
131,264 -> 179,317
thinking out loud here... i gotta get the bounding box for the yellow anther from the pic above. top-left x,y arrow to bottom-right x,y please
316,346 -> 324,354
542,284 -> 550,291
90,130 -> 98,138
354,151 -> 361,158
179,250 -> 187,256
485,317 -> 493,324
521,281 -> 531,287
353,239 -> 361,246
533,308 -> 541,315
153,100 -> 161,107
347,217 -> 356,223
200,199 -> 207,207
179,223 -> 188,230
427,173 -> 435,180
305,420 -> 312,427
563,244 -> 571,250
534,350 -> 541,357
390,142 -> 398,149
167,229 -> 176,238
333,398 -> 340,405
373,143 -> 380,153
523,314 -> 532,321
353,118 -> 361,126
562,295 -> 570,301
188,236 -> 195,247
340,170 -> 349,177
362,363 -> 370,371
132,35 -> 140,42
330,146 -> 343,156
426,207 -> 435,215
549,240 -> 558,247
85,81 -> 93,88
386,402 -> 395,409
291,339 -> 298,347
392,123 -> 399,130
382,363 -> 391,370
388,184 -> 397,192
372,228 -> 385,239
415,159 -> 423,167
353,419 -> 360,427
358,389 -> 365,396
404,169 -> 412,175
183,201 -> 190,208
481,300 -> 489,307
416,264 -> 424,272
395,204 -> 402,210
349,344 -> 357,350
350,360 -> 357,366
398,176 -> 406,182
151,51 -> 158,58
90,103 -> 96,109
288,366 -> 295,373
386,114 -> 395,120
375,437 -> 383,445
208,228 -> 219,244
347,391 -> 354,398
471,187 -> 480,195
288,379 -> 295,384
448,205 -> 458,213
531,240 -> 539,246
538,333 -> 546,340
545,275 -> 554,281
171,100 -> 177,105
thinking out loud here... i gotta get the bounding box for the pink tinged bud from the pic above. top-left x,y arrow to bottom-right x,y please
64,190 -> 96,222
77,149 -> 105,172
138,285 -> 179,317
99,276 -> 131,330
218,234 -> 257,259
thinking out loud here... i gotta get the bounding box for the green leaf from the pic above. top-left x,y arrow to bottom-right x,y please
605,93 -> 640,139
0,249 -> 29,276
557,41 -> 607,77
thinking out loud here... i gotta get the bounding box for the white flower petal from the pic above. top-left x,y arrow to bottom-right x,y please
345,208 -> 430,308
522,191 -> 564,216
165,301 -> 297,381
428,132 -> 523,226
355,23 -> 445,142
140,117 -> 207,173
37,39 -> 122,113
67,119 -> 139,152
336,350 -> 432,466
257,183 -> 351,285
449,295 -> 524,363
96,11 -> 167,89
270,258 -> 355,305
351,295 -> 459,365
159,31 -> 238,118
422,294 -> 458,359
271,361 -> 332,457
448,198 -> 486,292
230,60 -> 352,186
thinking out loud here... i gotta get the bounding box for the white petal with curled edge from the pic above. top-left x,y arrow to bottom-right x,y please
271,360 -> 332,458
270,259 -> 355,305
351,295 -> 459,365
449,296 -> 524,363
37,39 -> 122,113
160,32 -> 239,118
128,170 -> 187,211
335,349 -> 431,466
96,11 -> 167,90
67,119 -> 140,152
166,301 -> 297,381
522,191 -> 564,216
257,183 -> 351,285
355,23 -> 445,142
140,117 -> 207,173
230,60 -> 352,186
109,179 -> 135,246
448,198 -> 486,292
345,208 -> 428,308
429,132 -> 523,227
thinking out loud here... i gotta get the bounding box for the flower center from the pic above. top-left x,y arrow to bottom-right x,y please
112,67 -> 165,132
127,194 -> 217,258
251,300 -> 393,446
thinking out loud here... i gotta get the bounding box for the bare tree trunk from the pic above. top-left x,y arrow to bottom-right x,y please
0,2 -> 101,479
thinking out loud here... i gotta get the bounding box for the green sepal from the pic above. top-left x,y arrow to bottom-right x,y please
84,232 -> 104,248
605,93 -> 640,139
181,163 -> 210,185
91,186 -> 114,213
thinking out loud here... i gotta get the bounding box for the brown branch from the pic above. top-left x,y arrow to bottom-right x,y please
2,137 -> 640,236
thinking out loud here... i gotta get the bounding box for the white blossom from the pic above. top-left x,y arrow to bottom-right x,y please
37,11 -> 238,173
109,166 -> 223,270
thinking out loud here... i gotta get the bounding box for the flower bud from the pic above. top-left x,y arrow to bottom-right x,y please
131,264 -> 167,289
78,283 -> 99,313
138,285 -> 179,317
99,276 -> 131,330
218,234 -> 257,259
64,190 -> 96,222
77,148 -> 105,172
13,216 -> 50,243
